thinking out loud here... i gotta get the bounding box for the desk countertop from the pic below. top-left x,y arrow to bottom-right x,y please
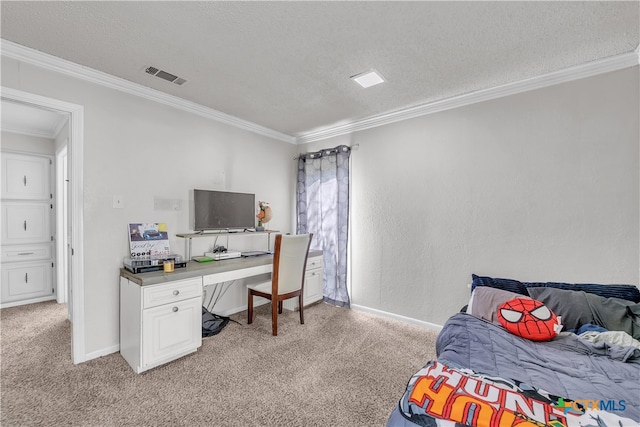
120,250 -> 322,287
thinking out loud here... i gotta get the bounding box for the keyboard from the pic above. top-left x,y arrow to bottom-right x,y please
241,251 -> 269,257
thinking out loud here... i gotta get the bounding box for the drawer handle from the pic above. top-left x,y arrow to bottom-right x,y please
173,290 -> 180,296
18,252 -> 34,256
172,307 -> 179,312
23,220 -> 27,231
25,273 -> 28,283
23,175 -> 27,186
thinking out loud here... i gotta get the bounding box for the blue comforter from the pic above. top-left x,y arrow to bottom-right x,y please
388,313 -> 640,426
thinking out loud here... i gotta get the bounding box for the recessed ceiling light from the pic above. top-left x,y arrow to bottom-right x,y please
350,69 -> 385,88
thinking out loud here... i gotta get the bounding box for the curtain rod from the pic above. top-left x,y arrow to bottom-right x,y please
293,144 -> 359,160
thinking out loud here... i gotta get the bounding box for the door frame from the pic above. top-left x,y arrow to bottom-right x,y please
1,87 -> 86,364
55,143 -> 68,306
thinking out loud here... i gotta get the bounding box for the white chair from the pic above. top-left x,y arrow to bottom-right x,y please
247,233 -> 313,336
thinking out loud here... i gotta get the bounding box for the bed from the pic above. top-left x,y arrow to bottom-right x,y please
386,274 -> 640,427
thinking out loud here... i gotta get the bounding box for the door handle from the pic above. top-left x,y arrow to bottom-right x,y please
23,175 -> 27,186
172,307 -> 179,312
25,273 -> 28,283
23,220 -> 27,231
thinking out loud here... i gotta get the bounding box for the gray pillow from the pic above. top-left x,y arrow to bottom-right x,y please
526,287 -> 592,331
467,286 -> 530,324
527,287 -> 640,338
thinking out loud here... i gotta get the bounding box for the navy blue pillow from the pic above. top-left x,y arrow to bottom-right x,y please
471,274 -> 528,295
471,274 -> 640,303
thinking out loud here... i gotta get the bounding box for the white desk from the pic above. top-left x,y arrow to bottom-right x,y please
119,251 -> 322,373
120,253 -> 282,287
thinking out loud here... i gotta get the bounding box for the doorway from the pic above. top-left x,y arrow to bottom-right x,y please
1,87 -> 85,364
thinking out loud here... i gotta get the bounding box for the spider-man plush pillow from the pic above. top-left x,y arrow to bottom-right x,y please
497,297 -> 560,341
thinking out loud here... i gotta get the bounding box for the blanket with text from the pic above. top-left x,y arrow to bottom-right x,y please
398,360 -> 635,427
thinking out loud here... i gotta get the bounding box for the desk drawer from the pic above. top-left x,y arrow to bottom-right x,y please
143,277 -> 202,309
203,264 -> 272,285
306,256 -> 322,271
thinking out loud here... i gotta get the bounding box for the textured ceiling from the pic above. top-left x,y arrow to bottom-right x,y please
1,1 -> 639,138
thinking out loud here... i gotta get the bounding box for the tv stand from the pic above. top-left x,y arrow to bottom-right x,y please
176,230 -> 279,259
193,228 -> 256,235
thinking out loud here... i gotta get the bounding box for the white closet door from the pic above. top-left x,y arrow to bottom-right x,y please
1,261 -> 53,303
2,153 -> 50,200
2,202 -> 52,244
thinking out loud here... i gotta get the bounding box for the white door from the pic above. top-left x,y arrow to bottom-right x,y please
2,202 -> 52,245
56,145 -> 69,307
1,261 -> 54,303
1,153 -> 50,200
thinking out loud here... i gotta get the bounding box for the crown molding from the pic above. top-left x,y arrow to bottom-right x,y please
1,125 -> 55,139
0,39 -> 297,144
3,39 -> 637,146
297,50 -> 640,144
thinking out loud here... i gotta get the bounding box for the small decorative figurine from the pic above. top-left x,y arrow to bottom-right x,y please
256,201 -> 272,231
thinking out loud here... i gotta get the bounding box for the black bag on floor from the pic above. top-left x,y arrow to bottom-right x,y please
202,306 -> 230,337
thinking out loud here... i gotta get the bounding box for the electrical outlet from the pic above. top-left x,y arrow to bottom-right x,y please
113,195 -> 124,209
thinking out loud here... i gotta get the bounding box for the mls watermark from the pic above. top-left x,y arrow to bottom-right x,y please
554,397 -> 627,414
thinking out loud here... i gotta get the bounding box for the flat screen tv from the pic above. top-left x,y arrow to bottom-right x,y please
193,189 -> 255,231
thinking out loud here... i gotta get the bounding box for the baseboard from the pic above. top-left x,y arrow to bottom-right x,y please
350,304 -> 443,332
0,295 -> 56,309
85,344 -> 120,362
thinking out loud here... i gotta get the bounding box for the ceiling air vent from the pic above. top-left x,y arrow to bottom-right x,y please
144,66 -> 187,86
145,66 -> 159,75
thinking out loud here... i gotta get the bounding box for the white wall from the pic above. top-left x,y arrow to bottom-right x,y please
2,57 -> 298,357
1,131 -> 55,154
300,67 -> 639,326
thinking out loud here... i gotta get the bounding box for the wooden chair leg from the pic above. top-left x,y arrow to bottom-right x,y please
299,294 -> 304,325
278,300 -> 283,314
247,291 -> 254,324
272,298 -> 278,336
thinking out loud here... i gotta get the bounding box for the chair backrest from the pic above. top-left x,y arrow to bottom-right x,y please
272,234 -> 313,295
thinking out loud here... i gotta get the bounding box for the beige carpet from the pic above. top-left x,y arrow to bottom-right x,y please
1,300 -> 438,426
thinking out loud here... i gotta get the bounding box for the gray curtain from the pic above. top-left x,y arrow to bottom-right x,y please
297,145 -> 350,307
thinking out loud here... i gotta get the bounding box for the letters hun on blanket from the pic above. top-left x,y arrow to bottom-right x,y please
399,360 -> 635,427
